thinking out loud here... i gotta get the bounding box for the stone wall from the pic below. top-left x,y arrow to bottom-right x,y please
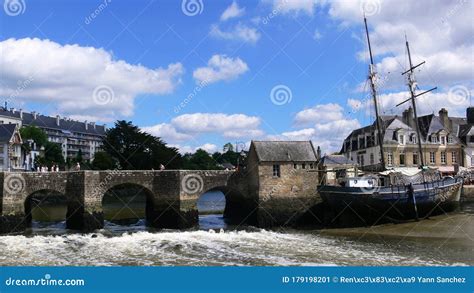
257,162 -> 320,227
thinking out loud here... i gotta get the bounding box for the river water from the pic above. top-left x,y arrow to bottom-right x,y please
0,191 -> 472,266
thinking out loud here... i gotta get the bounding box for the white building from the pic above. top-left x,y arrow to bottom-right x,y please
0,107 -> 106,162
0,124 -> 23,171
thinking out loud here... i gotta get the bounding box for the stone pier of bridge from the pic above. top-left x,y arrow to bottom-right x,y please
0,170 -> 319,234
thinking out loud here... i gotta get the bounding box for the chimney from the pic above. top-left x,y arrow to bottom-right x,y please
85,120 -> 88,130
19,109 -> 23,119
32,111 -> 37,119
439,108 -> 450,130
56,115 -> 60,126
402,106 -> 415,128
91,122 -> 96,130
317,146 -> 321,160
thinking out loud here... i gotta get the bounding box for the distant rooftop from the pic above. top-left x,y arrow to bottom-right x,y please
0,124 -> 18,143
251,141 -> 318,162
0,107 -> 106,136
320,154 -> 356,166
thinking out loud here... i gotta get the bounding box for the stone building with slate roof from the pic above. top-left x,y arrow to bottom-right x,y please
245,141 -> 320,226
318,154 -> 357,185
340,107 -> 466,173
0,107 -> 105,162
0,124 -> 23,171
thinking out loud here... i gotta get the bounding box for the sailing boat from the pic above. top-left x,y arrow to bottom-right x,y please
317,17 -> 463,224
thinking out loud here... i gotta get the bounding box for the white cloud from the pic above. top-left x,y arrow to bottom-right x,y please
266,0 -> 319,15
171,143 -> 219,154
220,1 -> 245,21
142,123 -> 193,142
268,102 -> 361,153
193,54 -> 249,84
348,90 -> 472,118
329,0 -> 473,92
142,113 -> 263,147
0,38 -> 184,122
210,24 -> 261,44
294,103 -> 345,126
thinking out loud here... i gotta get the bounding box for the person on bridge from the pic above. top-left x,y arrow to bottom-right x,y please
75,162 -> 81,171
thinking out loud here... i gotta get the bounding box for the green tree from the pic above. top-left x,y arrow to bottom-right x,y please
102,120 -> 182,170
20,125 -> 48,153
91,151 -> 115,170
183,149 -> 220,170
36,142 -> 64,167
223,142 -> 234,152
76,149 -> 83,163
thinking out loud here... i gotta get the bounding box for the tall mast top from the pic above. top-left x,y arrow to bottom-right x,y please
364,17 -> 386,170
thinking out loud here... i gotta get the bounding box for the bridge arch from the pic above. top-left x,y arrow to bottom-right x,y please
101,183 -> 156,226
23,189 -> 70,228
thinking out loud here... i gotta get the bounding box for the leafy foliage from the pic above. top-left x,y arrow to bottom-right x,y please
102,120 -> 182,170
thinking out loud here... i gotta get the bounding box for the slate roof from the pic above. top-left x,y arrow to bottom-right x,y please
0,124 -> 18,143
320,155 -> 356,166
0,108 -> 106,136
251,141 -> 318,162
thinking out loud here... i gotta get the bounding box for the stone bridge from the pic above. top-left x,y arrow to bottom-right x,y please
0,170 -> 261,234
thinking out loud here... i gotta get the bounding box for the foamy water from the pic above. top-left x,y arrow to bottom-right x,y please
0,221 -> 463,266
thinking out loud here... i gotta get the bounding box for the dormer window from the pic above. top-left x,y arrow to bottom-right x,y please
440,136 -> 446,145
448,136 -> 453,143
430,135 -> 438,143
398,134 -> 405,144
409,134 -> 417,144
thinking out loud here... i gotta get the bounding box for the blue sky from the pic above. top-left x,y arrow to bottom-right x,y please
1,0 -> 472,154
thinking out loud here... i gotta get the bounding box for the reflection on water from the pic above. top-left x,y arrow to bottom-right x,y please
5,191 -> 474,266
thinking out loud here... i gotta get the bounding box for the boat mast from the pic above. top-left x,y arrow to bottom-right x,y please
364,17 -> 385,170
397,36 -> 437,168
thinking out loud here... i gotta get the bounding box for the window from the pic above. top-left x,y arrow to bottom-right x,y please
441,136 -> 446,145
360,155 -> 365,166
430,152 -> 436,164
359,137 -> 365,149
452,152 -> 457,163
370,153 -> 374,165
387,152 -> 393,166
430,135 -> 438,143
410,134 -> 417,144
309,163 -> 314,169
413,153 -> 418,165
272,164 -> 281,177
293,163 -> 297,169
302,163 -> 306,169
448,136 -> 453,143
400,153 -> 405,165
398,134 -> 405,144
441,151 -> 446,164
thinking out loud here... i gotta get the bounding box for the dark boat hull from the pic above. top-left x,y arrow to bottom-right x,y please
318,177 -> 462,224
